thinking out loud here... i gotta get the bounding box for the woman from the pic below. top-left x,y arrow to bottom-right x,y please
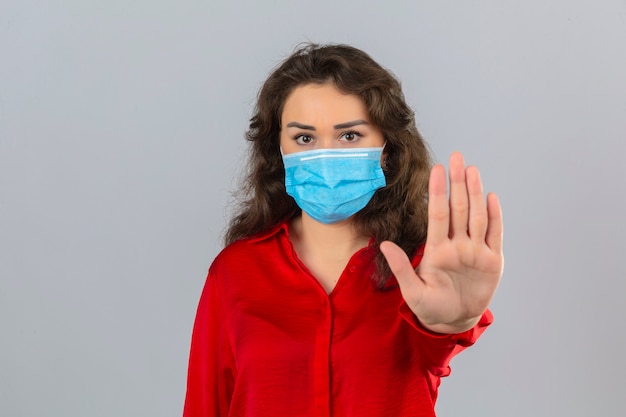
184,43 -> 503,417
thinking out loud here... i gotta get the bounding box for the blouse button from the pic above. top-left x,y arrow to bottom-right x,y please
349,265 -> 356,273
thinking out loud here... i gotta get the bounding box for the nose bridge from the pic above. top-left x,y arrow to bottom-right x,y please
318,137 -> 336,149
316,128 -> 338,149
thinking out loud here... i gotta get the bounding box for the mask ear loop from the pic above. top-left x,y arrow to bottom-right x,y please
380,142 -> 388,170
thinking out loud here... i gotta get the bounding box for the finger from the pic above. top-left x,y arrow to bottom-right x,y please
448,152 -> 469,238
485,192 -> 504,254
426,164 -> 449,246
380,241 -> 425,296
466,165 -> 488,242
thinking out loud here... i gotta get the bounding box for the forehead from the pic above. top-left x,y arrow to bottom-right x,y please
281,83 -> 370,123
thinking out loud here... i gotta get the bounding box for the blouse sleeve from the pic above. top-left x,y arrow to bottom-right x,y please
399,302 -> 493,378
183,268 -> 236,417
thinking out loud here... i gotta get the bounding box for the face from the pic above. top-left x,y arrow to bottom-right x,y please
280,83 -> 385,155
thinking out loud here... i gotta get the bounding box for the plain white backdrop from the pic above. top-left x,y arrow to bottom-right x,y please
1,1 -> 625,416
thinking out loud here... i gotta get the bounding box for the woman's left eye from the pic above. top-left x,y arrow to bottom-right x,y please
340,131 -> 362,142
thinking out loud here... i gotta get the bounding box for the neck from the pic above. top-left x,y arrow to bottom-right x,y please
289,213 -> 369,260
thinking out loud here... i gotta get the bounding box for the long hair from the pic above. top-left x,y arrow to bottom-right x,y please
224,43 -> 432,287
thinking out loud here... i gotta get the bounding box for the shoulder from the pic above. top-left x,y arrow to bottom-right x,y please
206,221 -> 296,302
210,222 -> 290,275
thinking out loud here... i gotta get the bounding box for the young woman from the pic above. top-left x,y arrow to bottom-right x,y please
184,43 -> 503,417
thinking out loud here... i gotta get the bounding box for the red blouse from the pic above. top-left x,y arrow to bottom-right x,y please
184,222 -> 492,417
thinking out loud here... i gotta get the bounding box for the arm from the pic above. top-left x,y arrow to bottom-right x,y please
183,269 -> 236,417
399,303 -> 493,377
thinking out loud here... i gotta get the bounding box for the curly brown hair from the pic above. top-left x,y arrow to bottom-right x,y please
224,43 -> 433,287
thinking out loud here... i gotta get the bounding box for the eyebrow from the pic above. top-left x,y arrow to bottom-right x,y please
286,122 -> 316,130
334,120 -> 369,129
285,120 -> 370,131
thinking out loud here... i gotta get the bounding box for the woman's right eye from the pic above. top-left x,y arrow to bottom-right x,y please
295,134 -> 314,145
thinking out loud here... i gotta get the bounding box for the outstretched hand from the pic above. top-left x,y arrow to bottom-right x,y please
380,152 -> 503,334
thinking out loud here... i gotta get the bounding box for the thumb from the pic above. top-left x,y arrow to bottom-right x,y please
379,241 -> 424,301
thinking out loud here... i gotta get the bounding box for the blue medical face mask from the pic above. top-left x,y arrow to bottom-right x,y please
282,146 -> 386,224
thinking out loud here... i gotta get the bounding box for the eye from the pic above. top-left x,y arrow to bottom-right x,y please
294,134 -> 315,145
340,130 -> 363,143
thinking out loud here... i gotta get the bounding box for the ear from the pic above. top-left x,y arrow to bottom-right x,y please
381,151 -> 389,170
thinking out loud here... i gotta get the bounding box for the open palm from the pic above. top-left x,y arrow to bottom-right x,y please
380,152 -> 503,334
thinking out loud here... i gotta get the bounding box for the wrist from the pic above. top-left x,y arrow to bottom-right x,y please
418,315 -> 482,335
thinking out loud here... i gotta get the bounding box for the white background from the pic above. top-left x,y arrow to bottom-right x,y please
1,1 -> 625,416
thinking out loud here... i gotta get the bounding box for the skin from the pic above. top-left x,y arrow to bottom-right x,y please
280,83 -> 504,334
